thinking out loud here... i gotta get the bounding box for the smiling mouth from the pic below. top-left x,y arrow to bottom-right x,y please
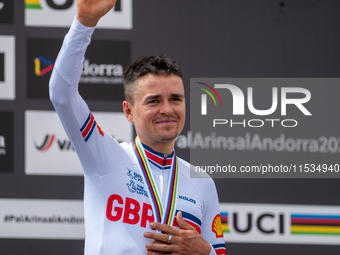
155,119 -> 177,124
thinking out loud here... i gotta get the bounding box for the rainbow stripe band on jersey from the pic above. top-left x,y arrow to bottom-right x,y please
133,137 -> 179,230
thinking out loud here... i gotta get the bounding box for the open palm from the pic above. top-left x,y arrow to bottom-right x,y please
77,0 -> 118,27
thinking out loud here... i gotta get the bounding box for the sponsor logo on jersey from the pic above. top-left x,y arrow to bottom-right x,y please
126,180 -> 148,197
178,195 -> 196,204
25,0 -> 132,29
127,168 -> 144,184
126,168 -> 147,197
219,203 -> 340,245
212,214 -> 223,238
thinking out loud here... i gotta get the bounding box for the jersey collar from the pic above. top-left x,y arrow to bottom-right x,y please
141,142 -> 174,170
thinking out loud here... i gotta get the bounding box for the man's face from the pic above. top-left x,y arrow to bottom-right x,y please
123,74 -> 185,150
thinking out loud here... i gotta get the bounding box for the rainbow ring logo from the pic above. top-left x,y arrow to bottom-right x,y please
34,56 -> 54,77
196,82 -> 223,115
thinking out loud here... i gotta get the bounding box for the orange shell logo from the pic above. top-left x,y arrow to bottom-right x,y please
212,214 -> 223,238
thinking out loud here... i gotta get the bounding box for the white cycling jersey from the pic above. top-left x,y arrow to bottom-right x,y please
49,17 -> 226,255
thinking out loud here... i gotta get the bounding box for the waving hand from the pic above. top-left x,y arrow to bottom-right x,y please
77,0 -> 118,27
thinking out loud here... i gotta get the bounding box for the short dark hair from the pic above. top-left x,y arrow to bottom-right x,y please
123,54 -> 183,104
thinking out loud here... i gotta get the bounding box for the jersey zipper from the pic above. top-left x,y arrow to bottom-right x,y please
163,154 -> 167,166
161,154 -> 167,205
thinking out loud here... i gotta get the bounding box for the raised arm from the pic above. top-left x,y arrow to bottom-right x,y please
50,0 -> 118,107
49,0 -> 120,176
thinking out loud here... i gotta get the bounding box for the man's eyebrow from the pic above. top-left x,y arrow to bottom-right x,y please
144,94 -> 161,102
170,93 -> 185,98
143,93 -> 184,102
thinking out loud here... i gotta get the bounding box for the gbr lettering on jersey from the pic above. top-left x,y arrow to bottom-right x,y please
106,166 -> 203,234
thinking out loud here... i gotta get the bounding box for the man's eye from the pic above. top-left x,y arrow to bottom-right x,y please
149,100 -> 158,104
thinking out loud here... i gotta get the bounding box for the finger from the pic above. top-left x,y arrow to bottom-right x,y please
176,211 -> 196,231
144,232 -> 173,244
149,222 -> 180,235
146,241 -> 171,255
145,242 -> 172,254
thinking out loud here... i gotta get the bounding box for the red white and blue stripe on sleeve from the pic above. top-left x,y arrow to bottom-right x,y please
173,210 -> 202,234
212,243 -> 226,255
172,210 -> 226,254
80,112 -> 104,142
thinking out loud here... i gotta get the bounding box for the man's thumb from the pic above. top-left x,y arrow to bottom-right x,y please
176,211 -> 195,230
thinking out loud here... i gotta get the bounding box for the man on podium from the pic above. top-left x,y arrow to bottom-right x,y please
49,0 -> 226,254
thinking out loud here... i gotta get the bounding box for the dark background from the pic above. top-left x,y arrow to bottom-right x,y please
0,53 -> 4,81
0,111 -> 13,172
0,0 -> 14,24
0,0 -> 339,254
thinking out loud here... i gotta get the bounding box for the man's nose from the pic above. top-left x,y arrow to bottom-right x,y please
159,100 -> 174,115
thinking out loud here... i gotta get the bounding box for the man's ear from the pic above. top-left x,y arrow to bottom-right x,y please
123,101 -> 134,123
